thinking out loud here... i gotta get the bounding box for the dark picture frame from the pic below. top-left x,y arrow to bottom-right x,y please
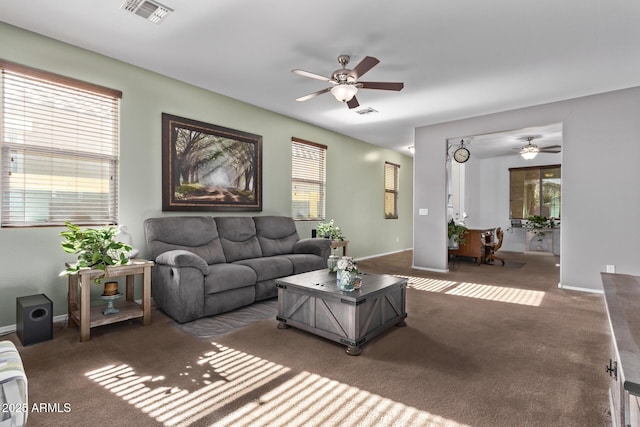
161,113 -> 262,211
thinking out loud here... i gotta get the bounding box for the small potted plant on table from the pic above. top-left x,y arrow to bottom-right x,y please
59,222 -> 133,306
317,219 -> 346,271
524,215 -> 558,252
316,219 -> 344,241
447,219 -> 468,249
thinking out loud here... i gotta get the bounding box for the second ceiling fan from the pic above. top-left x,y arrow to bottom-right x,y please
514,136 -> 561,159
292,55 -> 404,109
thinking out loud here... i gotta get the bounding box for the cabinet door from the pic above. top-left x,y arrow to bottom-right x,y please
630,394 -> 640,427
609,340 -> 624,426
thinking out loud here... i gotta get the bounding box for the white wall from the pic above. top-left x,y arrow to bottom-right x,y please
414,87 -> 640,290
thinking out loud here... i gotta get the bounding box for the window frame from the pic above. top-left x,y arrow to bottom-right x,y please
0,59 -> 122,228
509,164 -> 561,220
384,161 -> 400,219
291,137 -> 327,221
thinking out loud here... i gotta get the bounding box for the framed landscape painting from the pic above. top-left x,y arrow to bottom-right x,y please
161,113 -> 262,211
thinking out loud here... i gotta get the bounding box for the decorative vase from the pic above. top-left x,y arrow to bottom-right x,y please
337,269 -> 358,292
327,254 -> 339,272
101,281 -> 122,315
103,281 -> 119,296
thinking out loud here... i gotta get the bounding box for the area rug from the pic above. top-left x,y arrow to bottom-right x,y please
452,258 -> 526,269
175,298 -> 278,338
503,260 -> 526,268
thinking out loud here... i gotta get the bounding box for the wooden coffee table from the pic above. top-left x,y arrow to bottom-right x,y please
275,269 -> 407,355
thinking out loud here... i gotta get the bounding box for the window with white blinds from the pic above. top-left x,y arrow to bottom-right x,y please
0,60 -> 122,227
509,164 -> 561,220
384,161 -> 399,219
291,137 -> 326,221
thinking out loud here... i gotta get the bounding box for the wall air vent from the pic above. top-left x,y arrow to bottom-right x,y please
121,0 -> 173,24
355,107 -> 378,115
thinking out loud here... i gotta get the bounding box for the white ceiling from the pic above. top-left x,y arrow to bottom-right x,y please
2,0 -> 640,156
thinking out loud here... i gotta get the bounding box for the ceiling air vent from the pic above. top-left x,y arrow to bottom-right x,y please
121,0 -> 173,24
355,107 -> 378,115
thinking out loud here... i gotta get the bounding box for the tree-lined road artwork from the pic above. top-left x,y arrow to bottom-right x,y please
172,126 -> 257,205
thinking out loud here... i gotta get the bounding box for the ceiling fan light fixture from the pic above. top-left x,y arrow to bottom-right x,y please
520,145 -> 539,160
519,136 -> 540,159
331,84 -> 358,103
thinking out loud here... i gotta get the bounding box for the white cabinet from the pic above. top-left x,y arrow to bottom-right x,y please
602,273 -> 640,427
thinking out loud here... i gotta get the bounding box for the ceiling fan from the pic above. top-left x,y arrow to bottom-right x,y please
292,55 -> 404,109
514,136 -> 561,159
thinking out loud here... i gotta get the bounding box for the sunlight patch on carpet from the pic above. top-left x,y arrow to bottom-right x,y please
85,343 -> 470,427
85,343 -> 290,426
446,282 -> 545,306
211,370 -> 470,427
399,275 -> 545,306
402,276 -> 458,292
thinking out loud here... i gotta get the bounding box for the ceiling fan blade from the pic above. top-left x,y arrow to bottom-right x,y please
348,56 -> 380,79
539,149 -> 561,153
291,69 -> 332,83
358,81 -> 404,91
296,87 -> 331,102
346,96 -> 360,109
539,145 -> 562,150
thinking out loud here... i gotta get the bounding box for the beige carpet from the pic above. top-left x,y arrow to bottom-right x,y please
4,250 -> 610,426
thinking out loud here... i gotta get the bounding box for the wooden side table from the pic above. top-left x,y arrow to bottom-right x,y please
66,259 -> 154,342
330,240 -> 349,256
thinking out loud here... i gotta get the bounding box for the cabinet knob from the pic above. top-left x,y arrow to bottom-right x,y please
606,359 -> 618,380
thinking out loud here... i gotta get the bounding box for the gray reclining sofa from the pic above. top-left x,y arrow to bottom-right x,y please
143,215 -> 331,323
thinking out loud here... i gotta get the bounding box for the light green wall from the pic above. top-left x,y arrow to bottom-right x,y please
0,23 -> 413,328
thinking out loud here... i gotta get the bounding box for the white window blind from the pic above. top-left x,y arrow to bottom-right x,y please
509,164 -> 561,220
384,161 -> 399,219
291,137 -> 326,221
0,60 -> 122,227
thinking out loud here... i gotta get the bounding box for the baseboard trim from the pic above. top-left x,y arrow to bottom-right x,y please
411,264 -> 449,273
355,248 -> 412,261
557,283 -> 604,294
1,297 -> 146,335
0,314 -> 68,336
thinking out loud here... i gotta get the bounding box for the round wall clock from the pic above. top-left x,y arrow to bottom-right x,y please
453,147 -> 470,163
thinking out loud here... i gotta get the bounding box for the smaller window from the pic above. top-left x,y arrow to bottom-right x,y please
291,138 -> 326,221
384,162 -> 400,219
509,165 -> 561,220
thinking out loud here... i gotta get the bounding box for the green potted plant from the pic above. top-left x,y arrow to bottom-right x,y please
448,219 -> 468,249
59,222 -> 132,285
524,215 -> 558,241
316,219 -> 345,241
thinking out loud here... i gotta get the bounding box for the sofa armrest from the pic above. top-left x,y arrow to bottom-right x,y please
294,238 -> 332,260
155,250 -> 209,275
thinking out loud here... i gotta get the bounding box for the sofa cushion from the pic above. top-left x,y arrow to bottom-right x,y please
279,253 -> 327,274
215,216 -> 263,262
234,256 -> 293,282
204,263 -> 257,294
144,216 -> 226,265
204,287 -> 255,318
254,216 -> 299,256
255,279 -> 278,301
